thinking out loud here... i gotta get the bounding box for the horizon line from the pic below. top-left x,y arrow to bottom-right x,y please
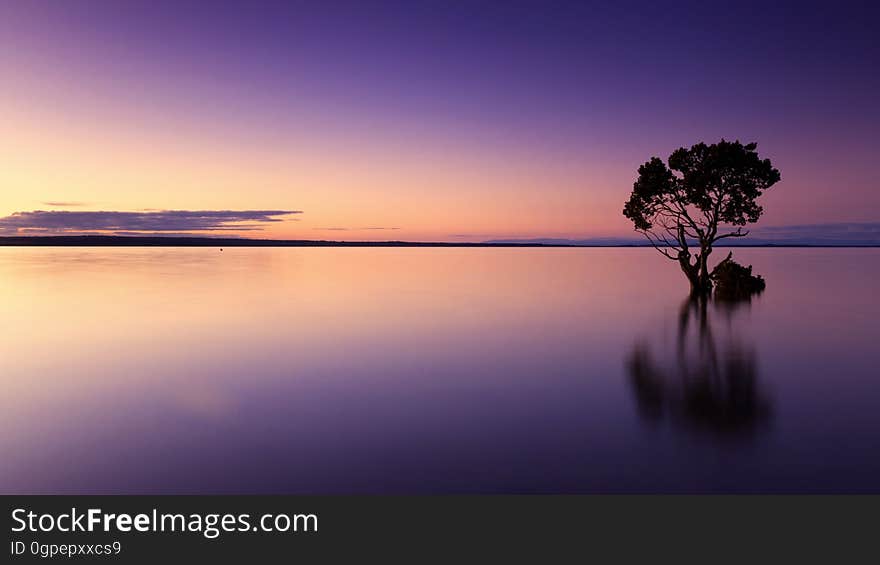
1,234 -> 878,248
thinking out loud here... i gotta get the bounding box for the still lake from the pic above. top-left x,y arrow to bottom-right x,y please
1,247 -> 878,493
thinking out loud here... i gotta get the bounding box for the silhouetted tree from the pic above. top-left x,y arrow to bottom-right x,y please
623,140 -> 780,295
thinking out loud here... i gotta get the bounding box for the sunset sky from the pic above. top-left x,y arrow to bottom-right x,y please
1,1 -> 878,241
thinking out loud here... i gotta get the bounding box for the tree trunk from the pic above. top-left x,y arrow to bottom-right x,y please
696,248 -> 713,295
677,252 -> 709,296
679,251 -> 712,296
699,247 -> 712,285
690,275 -> 713,296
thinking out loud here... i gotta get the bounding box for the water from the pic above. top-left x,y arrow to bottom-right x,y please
1,247 -> 878,493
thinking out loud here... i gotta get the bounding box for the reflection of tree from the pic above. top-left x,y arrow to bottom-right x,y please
626,297 -> 771,440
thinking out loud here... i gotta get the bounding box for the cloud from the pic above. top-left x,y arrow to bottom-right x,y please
0,210 -> 301,235
485,222 -> 880,246
750,222 -> 880,243
42,201 -> 88,207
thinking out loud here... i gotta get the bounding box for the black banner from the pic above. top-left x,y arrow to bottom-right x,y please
2,496 -> 877,562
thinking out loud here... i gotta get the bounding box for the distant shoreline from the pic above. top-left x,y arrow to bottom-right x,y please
0,235 -> 877,248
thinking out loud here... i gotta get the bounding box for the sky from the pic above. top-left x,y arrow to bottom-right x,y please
1,0 -> 878,241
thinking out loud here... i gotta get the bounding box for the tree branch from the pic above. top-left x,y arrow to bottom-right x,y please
639,231 -> 678,260
712,228 -> 749,242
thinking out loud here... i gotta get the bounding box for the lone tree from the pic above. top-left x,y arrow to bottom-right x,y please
623,140 -> 780,295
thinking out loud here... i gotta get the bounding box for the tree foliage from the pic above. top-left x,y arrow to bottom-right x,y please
623,140 -> 780,294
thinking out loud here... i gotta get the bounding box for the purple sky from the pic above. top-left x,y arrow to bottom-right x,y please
1,1 -> 877,240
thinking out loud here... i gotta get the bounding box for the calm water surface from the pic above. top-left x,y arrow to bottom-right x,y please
1,247 -> 878,493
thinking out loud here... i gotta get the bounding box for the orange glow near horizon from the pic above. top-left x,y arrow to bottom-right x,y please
0,64 -> 629,242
